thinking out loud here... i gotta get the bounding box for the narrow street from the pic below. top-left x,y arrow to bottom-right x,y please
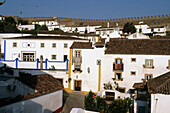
61,91 -> 87,113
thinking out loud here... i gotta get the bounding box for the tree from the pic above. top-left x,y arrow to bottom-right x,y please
35,24 -> 48,31
18,19 -> 28,25
4,17 -> 17,25
84,91 -> 98,111
4,23 -> 19,33
123,22 -> 136,34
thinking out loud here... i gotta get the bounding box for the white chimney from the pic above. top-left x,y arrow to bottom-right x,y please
107,22 -> 109,28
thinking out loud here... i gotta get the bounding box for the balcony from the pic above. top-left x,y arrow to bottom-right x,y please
73,56 -> 82,64
113,63 -> 124,71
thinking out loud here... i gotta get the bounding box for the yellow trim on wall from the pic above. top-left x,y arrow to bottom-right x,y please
68,49 -> 72,89
98,36 -> 99,42
98,64 -> 101,92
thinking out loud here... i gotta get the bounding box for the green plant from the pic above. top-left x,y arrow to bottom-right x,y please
103,82 -> 113,90
84,91 -> 98,111
123,22 -> 136,34
95,96 -> 108,113
108,98 -> 133,113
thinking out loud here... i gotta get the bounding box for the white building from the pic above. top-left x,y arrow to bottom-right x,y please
134,22 -> 151,34
0,74 -> 63,113
66,39 -> 170,95
127,32 -> 150,39
62,25 -> 101,34
17,24 -> 35,31
32,18 -> 61,31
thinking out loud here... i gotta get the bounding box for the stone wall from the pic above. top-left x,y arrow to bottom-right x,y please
12,14 -> 170,27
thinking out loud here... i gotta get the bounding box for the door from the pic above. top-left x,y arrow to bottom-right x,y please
74,80 -> 81,91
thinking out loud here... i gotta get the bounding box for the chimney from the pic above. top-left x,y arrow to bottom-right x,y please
107,22 -> 109,28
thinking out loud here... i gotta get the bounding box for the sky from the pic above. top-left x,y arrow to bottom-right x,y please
0,0 -> 170,19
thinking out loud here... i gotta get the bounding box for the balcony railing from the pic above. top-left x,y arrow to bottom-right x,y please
113,63 -> 124,71
73,56 -> 82,64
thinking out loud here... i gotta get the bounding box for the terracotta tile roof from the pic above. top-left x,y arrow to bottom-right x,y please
17,74 -> 63,95
38,31 -> 99,36
105,39 -> 170,55
0,74 -> 63,107
150,36 -> 170,40
70,42 -> 94,49
147,71 -> 170,94
3,36 -> 88,40
133,82 -> 146,89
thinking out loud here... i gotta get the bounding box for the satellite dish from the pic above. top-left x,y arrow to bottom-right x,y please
0,0 -> 6,6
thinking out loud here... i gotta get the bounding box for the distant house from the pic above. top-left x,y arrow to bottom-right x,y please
127,32 -> 150,39
0,74 -> 63,113
17,24 -> 35,31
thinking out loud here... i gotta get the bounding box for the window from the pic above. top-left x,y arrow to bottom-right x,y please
13,42 -> 17,47
139,28 -> 142,33
145,74 -> 153,80
131,71 -> 136,76
115,72 -> 122,81
23,53 -> 35,61
75,50 -> 81,57
75,64 -> 81,71
63,55 -> 67,62
40,43 -> 45,48
51,55 -> 56,60
131,58 -> 136,62
117,87 -> 126,93
145,59 -> 154,68
64,43 -> 68,48
52,43 -> 56,48
115,58 -> 122,64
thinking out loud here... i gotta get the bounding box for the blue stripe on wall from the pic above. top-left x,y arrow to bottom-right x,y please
4,40 -> 6,61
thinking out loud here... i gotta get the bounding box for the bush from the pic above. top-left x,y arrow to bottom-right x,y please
84,91 -> 98,111
108,98 -> 132,113
85,91 -> 133,113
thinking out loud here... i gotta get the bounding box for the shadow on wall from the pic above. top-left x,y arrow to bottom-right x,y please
0,62 -> 64,113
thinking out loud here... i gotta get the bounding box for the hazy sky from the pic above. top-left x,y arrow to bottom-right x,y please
0,0 -> 170,19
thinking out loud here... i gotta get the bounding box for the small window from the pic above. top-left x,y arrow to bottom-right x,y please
40,43 -> 45,48
75,50 -> 81,57
52,43 -> 56,48
139,28 -> 142,33
75,64 -> 81,71
145,74 -> 153,81
145,59 -> 153,68
117,87 -> 126,93
115,72 -> 122,80
63,55 -> 67,62
13,42 -> 17,47
51,55 -> 56,60
131,71 -> 136,76
64,43 -> 68,48
131,58 -> 136,62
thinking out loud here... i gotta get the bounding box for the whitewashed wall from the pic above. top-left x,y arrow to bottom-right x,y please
151,94 -> 170,113
70,48 -> 105,92
102,55 -> 170,92
3,39 -> 83,61
135,24 -> 151,34
0,89 -> 63,113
